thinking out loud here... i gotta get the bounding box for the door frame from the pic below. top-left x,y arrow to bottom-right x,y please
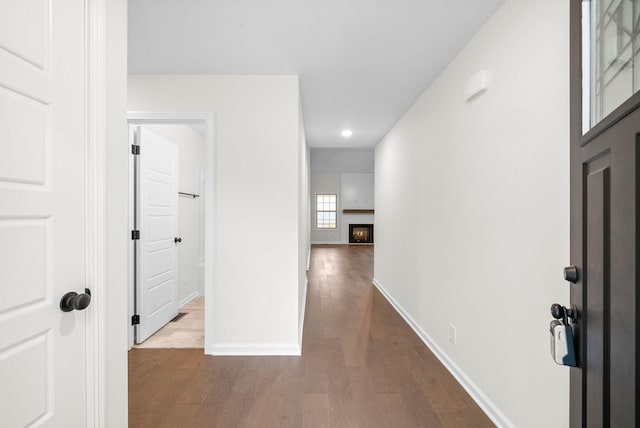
84,0 -> 129,426
126,112 -> 216,353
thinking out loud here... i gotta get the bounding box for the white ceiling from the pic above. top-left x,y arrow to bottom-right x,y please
128,0 -> 505,148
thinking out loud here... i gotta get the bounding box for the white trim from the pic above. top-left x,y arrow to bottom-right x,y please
210,343 -> 302,356
299,277 -> 308,348
310,241 -> 348,245
127,111 -> 215,126
127,112 -> 216,355
314,192 -> 339,230
306,248 -> 311,271
372,278 -> 515,428
85,0 -> 107,426
126,126 -> 136,350
178,291 -> 200,309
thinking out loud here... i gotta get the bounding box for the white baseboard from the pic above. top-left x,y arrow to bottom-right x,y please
306,247 -> 311,271
178,290 -> 199,309
372,278 -> 514,428
209,343 -> 302,356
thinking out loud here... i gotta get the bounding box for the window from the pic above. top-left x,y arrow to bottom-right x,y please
583,0 -> 640,132
316,194 -> 337,229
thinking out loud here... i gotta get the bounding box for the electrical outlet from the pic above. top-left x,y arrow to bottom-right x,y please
449,324 -> 457,345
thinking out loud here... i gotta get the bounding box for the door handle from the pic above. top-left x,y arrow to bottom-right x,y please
60,288 -> 91,312
174,237 -> 182,243
551,303 -> 577,324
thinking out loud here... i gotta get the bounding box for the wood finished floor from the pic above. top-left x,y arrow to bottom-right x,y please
134,296 -> 204,349
129,245 -> 494,427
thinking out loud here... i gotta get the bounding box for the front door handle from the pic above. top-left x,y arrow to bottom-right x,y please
551,303 -> 576,324
60,288 -> 91,312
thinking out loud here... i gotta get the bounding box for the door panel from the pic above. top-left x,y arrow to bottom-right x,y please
570,2 -> 639,424
583,156 -> 610,426
0,86 -> 47,184
0,0 -> 49,69
0,332 -> 50,427
0,218 -> 48,313
0,0 -> 86,426
571,105 -> 639,428
136,127 -> 179,343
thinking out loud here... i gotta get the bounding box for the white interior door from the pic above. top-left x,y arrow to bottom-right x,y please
0,1 -> 88,426
136,127 -> 180,343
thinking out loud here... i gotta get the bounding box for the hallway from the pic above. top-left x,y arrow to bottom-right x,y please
128,245 -> 493,427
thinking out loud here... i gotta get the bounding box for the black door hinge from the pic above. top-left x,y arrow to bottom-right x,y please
131,230 -> 140,240
131,144 -> 140,155
131,314 -> 140,325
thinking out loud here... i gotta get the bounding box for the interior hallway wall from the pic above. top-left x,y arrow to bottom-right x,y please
298,100 -> 310,346
374,0 -> 570,427
128,75 -> 306,355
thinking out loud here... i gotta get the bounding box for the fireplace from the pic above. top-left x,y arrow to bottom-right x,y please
349,224 -> 374,244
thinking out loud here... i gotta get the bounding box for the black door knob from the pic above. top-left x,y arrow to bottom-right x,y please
174,237 -> 182,243
60,288 -> 92,312
550,303 -> 565,320
550,303 -> 576,323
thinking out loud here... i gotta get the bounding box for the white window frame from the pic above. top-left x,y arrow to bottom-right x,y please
316,193 -> 338,229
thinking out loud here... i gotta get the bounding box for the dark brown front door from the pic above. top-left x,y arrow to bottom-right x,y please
570,1 -> 639,426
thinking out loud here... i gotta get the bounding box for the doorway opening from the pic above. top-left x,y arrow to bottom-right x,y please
127,112 -> 214,353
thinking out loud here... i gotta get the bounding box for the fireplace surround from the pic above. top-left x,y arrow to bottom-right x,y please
349,224 -> 374,244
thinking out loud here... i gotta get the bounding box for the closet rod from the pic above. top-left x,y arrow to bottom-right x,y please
178,191 -> 199,198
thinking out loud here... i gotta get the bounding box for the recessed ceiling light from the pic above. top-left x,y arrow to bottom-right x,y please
341,129 -> 353,138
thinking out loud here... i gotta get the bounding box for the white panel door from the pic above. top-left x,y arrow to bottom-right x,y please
0,0 -> 88,427
136,127 -> 180,343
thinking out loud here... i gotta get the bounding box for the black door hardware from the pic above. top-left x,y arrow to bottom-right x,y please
551,303 -> 577,324
563,265 -> 578,283
60,288 -> 92,312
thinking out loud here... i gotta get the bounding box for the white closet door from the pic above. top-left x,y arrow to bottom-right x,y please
136,127 -> 179,343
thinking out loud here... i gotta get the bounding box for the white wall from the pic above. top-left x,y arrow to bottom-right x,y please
310,148 -> 374,174
144,124 -> 205,304
298,100 -> 310,346
128,75 -> 306,354
341,173 -> 374,243
310,173 -> 342,243
374,1 -> 570,427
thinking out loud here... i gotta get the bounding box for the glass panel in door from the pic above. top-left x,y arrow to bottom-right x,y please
583,0 -> 640,133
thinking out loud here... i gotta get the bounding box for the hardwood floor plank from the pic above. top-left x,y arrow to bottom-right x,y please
376,392 -> 425,427
129,244 -> 494,427
436,408 -> 496,428
303,393 -> 331,428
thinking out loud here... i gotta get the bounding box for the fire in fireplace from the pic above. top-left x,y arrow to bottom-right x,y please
349,224 -> 374,244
